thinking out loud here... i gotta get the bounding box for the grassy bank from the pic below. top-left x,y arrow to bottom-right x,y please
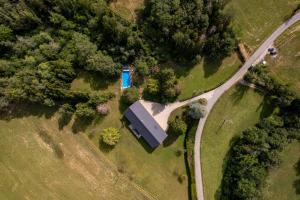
201,85 -> 272,200
177,53 -> 242,100
263,141 -> 300,200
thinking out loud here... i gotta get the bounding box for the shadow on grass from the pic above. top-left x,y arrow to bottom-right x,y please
230,84 -> 250,104
98,139 -> 115,153
71,117 -> 93,134
58,114 -> 72,130
37,128 -> 64,159
170,55 -> 225,80
214,135 -> 240,200
79,71 -> 118,91
203,57 -> 223,78
119,98 -> 129,113
294,158 -> 300,194
0,103 -> 57,121
163,132 -> 180,147
256,96 -> 274,119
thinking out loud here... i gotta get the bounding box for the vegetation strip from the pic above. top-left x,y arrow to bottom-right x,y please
220,66 -> 300,199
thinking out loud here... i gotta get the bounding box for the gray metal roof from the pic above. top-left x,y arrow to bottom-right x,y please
124,101 -> 167,148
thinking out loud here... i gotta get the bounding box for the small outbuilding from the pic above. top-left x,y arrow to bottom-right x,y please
124,101 -> 167,148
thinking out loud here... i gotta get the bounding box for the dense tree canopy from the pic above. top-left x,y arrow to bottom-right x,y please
143,68 -> 180,103
141,0 -> 237,59
168,117 -> 187,136
0,0 -> 148,115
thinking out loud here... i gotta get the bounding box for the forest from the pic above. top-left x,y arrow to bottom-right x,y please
0,0 -> 236,115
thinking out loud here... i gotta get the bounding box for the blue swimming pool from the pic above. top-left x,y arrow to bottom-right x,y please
121,70 -> 131,89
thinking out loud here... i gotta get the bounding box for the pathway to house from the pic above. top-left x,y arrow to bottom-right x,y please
140,12 -> 300,200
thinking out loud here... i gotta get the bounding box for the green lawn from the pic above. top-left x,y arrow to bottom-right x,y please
178,0 -> 299,100
263,141 -> 300,200
266,22 -> 300,96
71,72 -> 189,200
0,106 -> 149,200
177,53 -> 242,100
201,85 -> 272,200
226,0 -> 300,49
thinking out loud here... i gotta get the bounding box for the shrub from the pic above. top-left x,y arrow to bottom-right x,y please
88,92 -> 115,107
0,25 -> 13,42
187,103 -> 207,119
168,117 -> 187,136
198,98 -> 208,106
121,87 -> 139,105
177,174 -> 186,183
143,78 -> 160,98
101,127 -> 121,146
97,104 -> 110,115
75,103 -> 95,119
0,96 -> 9,111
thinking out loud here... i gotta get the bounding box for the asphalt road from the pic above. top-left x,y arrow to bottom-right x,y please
194,12 -> 300,200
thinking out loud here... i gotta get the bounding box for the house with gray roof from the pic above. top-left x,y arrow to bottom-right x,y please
124,101 -> 168,148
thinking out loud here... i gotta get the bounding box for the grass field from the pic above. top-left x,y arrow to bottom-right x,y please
226,0 -> 300,49
0,106 -> 151,200
201,85 -> 272,200
266,22 -> 300,96
263,141 -> 300,200
71,72 -> 189,200
177,53 -> 242,100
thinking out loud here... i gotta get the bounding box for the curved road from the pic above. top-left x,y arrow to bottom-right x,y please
194,12 -> 300,200
140,12 -> 300,200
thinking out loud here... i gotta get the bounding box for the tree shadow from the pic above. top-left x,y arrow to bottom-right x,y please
294,179 -> 300,194
0,103 -> 57,121
203,56 -> 223,78
256,96 -> 274,119
230,84 -> 249,104
214,135 -> 240,200
119,98 -> 129,113
58,114 -> 73,130
71,117 -> 93,134
79,71 -> 118,91
163,132 -> 180,147
98,139 -> 114,153
37,128 -> 64,159
294,158 -> 300,195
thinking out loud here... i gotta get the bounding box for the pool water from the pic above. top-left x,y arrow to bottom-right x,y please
122,70 -> 131,89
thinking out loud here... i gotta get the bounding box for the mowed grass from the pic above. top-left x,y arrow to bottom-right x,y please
177,53 -> 242,100
178,0 -> 299,100
266,22 -> 300,96
263,141 -> 300,200
71,72 -> 189,200
0,106 -> 150,200
201,85 -> 272,200
225,0 -> 300,49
